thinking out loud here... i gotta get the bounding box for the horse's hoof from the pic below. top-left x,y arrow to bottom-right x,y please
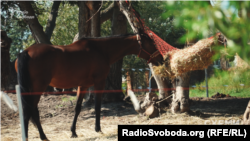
95,127 -> 103,133
97,130 -> 103,134
71,134 -> 78,138
42,139 -> 50,141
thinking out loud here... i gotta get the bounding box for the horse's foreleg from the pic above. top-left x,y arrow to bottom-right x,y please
94,80 -> 105,133
71,86 -> 86,138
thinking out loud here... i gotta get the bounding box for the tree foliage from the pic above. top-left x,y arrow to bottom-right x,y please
1,1 -> 24,61
50,3 -> 78,45
163,1 -> 250,62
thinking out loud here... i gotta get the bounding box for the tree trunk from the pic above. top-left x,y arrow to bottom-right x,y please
149,63 -> 171,114
45,1 -> 61,40
103,59 -> 124,102
72,2 -> 114,41
149,63 -> 171,103
169,40 -> 193,113
78,1 -> 91,39
0,29 -> 12,90
103,2 -> 126,102
71,1 -> 93,102
85,1 -> 101,37
18,1 -> 52,44
171,72 -> 191,113
128,68 -> 164,118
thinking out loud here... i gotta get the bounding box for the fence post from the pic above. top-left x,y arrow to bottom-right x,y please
205,69 -> 209,97
16,85 -> 26,141
148,68 -> 152,92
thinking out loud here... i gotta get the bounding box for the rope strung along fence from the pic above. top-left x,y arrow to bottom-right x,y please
3,84 -> 250,95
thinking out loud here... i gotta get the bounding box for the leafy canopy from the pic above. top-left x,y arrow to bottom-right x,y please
163,1 -> 250,62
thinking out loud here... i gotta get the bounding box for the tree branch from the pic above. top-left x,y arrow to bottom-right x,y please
73,2 -> 114,42
100,2 -> 114,24
45,1 -> 61,40
18,1 -> 52,44
78,1 -> 91,39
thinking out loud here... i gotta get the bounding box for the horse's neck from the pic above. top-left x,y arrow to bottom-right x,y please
104,36 -> 139,64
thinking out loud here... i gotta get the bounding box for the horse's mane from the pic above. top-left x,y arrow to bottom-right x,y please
78,33 -> 151,41
78,34 -> 135,40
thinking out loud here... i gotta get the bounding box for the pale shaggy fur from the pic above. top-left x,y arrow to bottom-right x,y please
154,37 -> 217,78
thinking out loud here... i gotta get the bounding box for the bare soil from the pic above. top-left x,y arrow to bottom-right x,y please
1,93 -> 250,141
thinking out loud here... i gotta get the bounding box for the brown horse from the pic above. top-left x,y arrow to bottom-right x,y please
15,34 -> 162,141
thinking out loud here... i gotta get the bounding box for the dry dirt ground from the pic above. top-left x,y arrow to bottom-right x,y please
1,93 -> 250,141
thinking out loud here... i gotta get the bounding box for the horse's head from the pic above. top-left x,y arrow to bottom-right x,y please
1,30 -> 12,49
212,32 -> 227,48
137,33 -> 163,66
118,0 -> 163,65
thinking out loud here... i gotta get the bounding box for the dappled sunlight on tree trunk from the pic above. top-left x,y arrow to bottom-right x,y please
103,2 -> 127,102
171,72 -> 191,113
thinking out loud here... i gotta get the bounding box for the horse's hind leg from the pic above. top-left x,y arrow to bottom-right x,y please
26,81 -> 49,141
22,95 -> 33,140
22,95 -> 48,141
94,79 -> 106,133
30,95 -> 49,141
71,86 -> 87,138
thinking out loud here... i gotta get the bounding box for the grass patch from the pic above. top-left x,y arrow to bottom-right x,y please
122,82 -> 127,95
61,96 -> 76,102
190,69 -> 250,98
190,87 -> 250,98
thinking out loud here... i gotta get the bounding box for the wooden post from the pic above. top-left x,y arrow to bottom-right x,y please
126,71 -> 132,96
148,68 -> 152,92
16,85 -> 26,141
205,69 -> 209,97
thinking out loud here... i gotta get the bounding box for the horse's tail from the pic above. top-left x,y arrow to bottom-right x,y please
17,50 -> 31,93
17,51 -> 38,128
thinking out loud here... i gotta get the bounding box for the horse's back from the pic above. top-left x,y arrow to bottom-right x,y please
21,43 -> 109,89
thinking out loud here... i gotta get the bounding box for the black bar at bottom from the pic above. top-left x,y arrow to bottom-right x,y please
118,125 -> 249,140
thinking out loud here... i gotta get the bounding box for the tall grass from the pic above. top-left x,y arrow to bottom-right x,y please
190,69 -> 250,98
